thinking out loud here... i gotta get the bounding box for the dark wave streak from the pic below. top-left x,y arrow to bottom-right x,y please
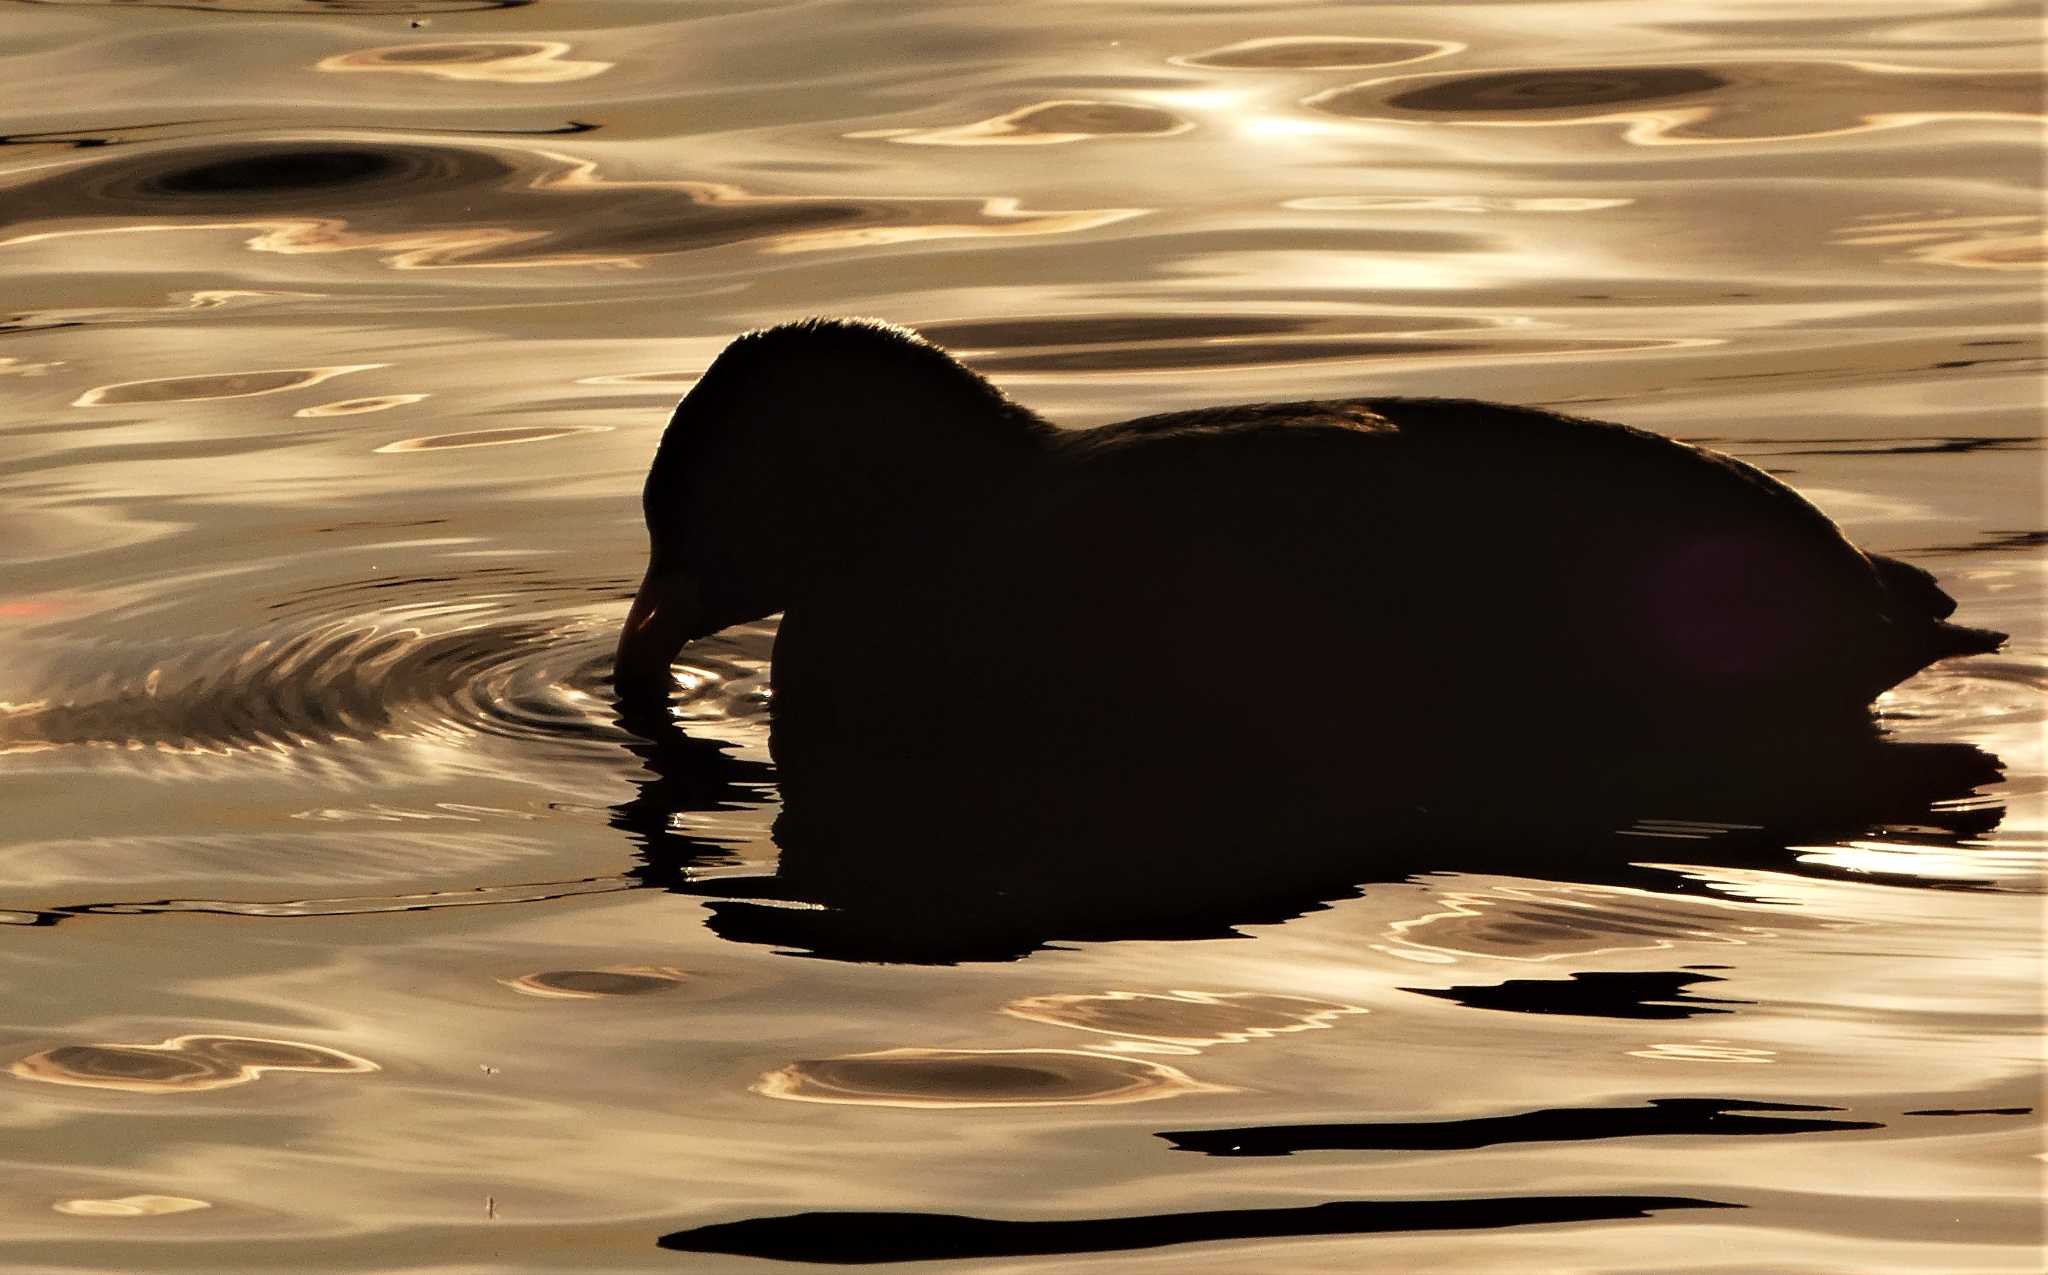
1400,969 -> 1747,1019
657,1195 -> 1738,1263
0,118 -> 236,148
26,873 -> 634,924
1157,1098 -> 1881,1158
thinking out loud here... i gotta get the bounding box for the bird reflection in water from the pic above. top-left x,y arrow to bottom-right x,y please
611,320 -> 2007,964
614,709 -> 2003,964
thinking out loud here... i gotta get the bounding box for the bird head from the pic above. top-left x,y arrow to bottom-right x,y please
614,318 -> 1048,705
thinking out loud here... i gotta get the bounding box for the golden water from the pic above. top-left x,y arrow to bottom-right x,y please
1,1 -> 2041,1270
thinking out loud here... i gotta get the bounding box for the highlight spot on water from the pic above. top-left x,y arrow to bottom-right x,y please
1002,991 -> 1366,1047
501,966 -> 687,999
73,364 -> 383,407
179,289 -> 321,311
1792,839 -> 2032,886
765,199 -> 1147,254
852,101 -> 1191,146
54,1195 -> 211,1218
11,1034 -> 379,1093
575,370 -> 700,387
1176,37 -> 1458,70
295,393 -> 429,418
1629,1040 -> 1777,1064
1909,234 -> 2047,271
0,356 -> 64,378
375,424 -> 610,453
0,599 -> 67,618
317,41 -> 612,84
754,1048 -> 1233,1108
1284,195 -> 1633,214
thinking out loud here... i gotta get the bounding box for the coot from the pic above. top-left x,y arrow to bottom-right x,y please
615,319 -> 2002,843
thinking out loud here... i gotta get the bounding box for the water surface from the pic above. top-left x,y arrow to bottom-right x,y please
0,1 -> 2040,1270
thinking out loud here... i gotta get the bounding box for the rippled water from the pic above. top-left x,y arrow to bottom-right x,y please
2,2 -> 2041,1271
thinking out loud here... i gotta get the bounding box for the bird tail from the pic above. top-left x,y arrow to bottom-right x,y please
1862,552 -> 2006,688
1924,620 -> 2006,659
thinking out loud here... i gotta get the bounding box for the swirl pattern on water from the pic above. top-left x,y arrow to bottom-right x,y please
0,575 -> 772,771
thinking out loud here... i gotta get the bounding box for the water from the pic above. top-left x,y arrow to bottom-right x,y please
1,1 -> 2041,1269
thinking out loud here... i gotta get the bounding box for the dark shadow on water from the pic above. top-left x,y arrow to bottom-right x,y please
1157,1097 -> 1880,1158
656,1194 -> 1737,1264
614,699 -> 2008,963
1400,969 -> 1747,1020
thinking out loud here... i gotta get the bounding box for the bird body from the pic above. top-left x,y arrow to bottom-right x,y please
616,319 -> 2003,850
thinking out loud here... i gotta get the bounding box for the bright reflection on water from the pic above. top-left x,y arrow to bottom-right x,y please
0,1 -> 2040,1270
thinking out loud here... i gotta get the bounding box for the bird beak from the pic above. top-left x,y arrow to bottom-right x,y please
614,567 -> 702,703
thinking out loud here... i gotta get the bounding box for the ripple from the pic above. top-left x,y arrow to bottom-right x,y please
1176,37 -> 1457,70
45,142 -> 504,214
295,394 -> 429,417
375,424 -> 610,452
915,309 -> 1648,373
501,966 -> 687,998
0,141 -> 866,269
759,198 -> 1146,255
920,314 -> 1310,349
1002,991 -> 1365,1046
1378,883 -> 1827,963
1307,61 -> 2043,144
1386,67 -> 1729,113
2,602 -> 626,764
317,41 -> 611,84
753,1048 -> 1232,1108
575,369 -> 700,387
1283,195 -> 1633,214
916,313 -> 1656,376
1884,659 -> 2048,744
12,1033 -> 377,1093
2,140 -> 1145,270
965,335 -> 1646,374
0,575 -> 774,784
2,831 -> 567,899
74,364 -> 380,406
1832,212 -> 2047,274
1629,1040 -> 1777,1064
53,1195 -> 212,1217
1911,234 -> 2047,271
854,100 -> 1191,146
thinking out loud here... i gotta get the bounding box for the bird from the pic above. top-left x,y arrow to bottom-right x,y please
614,318 -> 2004,853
